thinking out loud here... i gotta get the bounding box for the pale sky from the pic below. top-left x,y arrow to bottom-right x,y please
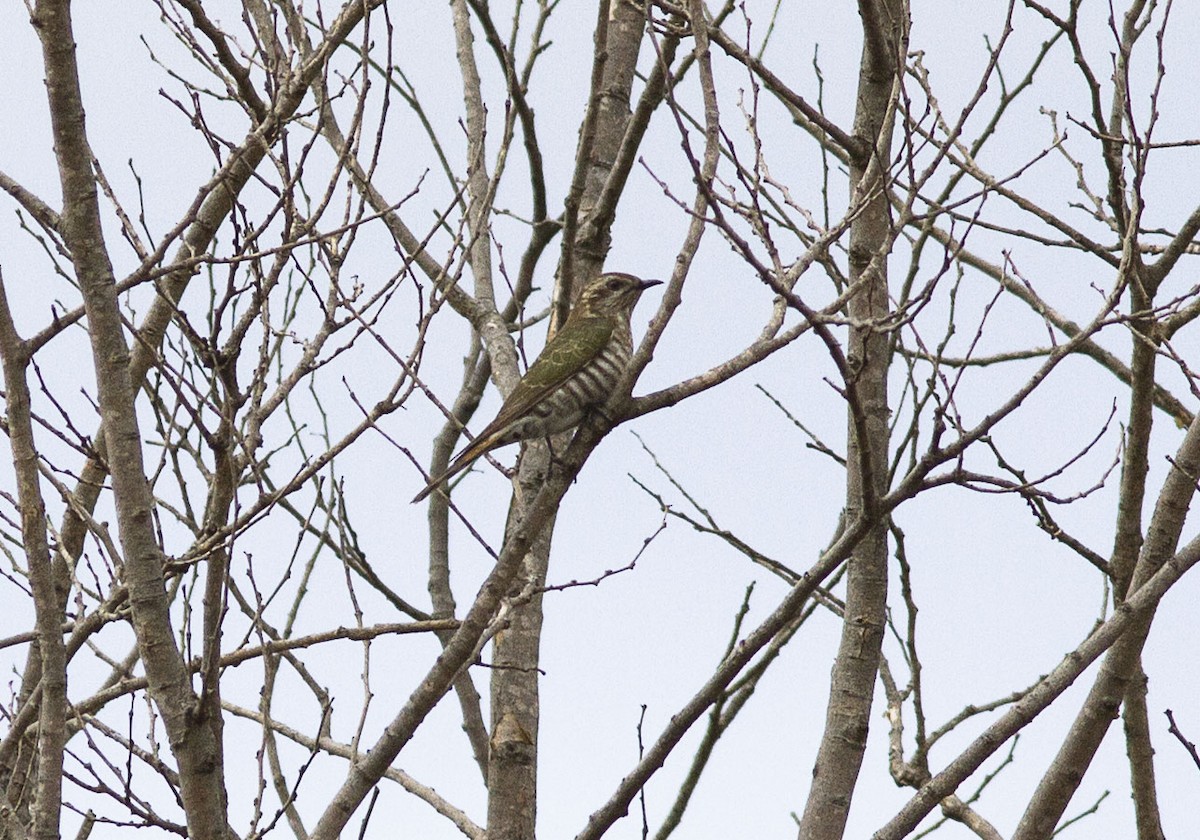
1,2 -> 1199,838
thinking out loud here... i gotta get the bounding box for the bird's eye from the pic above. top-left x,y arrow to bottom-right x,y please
606,278 -> 623,291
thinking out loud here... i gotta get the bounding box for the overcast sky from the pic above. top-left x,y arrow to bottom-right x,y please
2,2 -> 1199,838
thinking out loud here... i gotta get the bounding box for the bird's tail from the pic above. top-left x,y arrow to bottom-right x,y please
410,434 -> 494,503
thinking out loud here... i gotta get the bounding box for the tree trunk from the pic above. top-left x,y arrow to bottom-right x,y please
486,4 -> 647,838
797,1 -> 906,837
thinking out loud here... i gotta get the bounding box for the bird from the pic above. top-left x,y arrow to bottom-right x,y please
412,272 -> 662,503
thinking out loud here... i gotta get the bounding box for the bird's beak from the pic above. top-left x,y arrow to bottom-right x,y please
639,278 -> 664,290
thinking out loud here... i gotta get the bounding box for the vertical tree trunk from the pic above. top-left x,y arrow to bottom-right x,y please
0,285 -> 67,840
485,5 -> 647,838
485,524 -> 551,840
0,3 -> 379,827
1111,270 -> 1166,840
33,2 -> 232,837
797,1 -> 906,837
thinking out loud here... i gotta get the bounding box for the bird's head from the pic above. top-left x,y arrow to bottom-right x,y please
573,272 -> 662,318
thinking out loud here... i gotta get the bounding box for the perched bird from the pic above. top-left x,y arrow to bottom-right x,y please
412,272 -> 661,503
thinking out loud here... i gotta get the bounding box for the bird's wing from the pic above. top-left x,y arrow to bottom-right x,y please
411,317 -> 615,503
480,316 -> 614,439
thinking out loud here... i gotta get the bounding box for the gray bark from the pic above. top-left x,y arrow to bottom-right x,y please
797,1 -> 907,837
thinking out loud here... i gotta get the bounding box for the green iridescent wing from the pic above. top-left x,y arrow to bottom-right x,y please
480,315 -> 614,438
